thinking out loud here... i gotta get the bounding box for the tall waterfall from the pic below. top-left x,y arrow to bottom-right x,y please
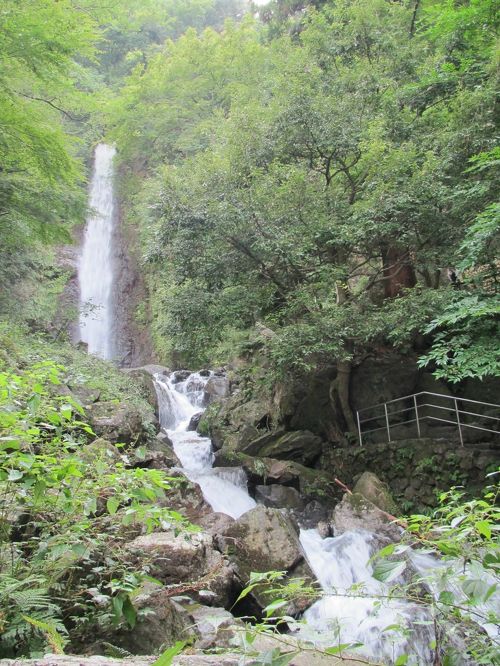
78,143 -> 116,360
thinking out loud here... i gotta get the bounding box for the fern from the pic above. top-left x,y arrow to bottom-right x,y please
103,642 -> 133,657
0,573 -> 63,657
23,616 -> 66,654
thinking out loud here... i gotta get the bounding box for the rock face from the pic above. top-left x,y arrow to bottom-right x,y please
241,430 -> 323,466
219,506 -> 316,614
254,484 -> 305,510
353,471 -> 399,515
188,411 -> 203,431
204,375 -> 230,403
124,529 -> 235,606
333,492 -> 402,541
86,401 -> 155,446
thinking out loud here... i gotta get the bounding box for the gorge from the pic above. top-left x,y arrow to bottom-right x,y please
0,1 -> 499,664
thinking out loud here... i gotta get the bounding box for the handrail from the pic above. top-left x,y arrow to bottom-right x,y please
357,391 -> 500,447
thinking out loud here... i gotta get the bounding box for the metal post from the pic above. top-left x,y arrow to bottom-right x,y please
414,394 -> 421,437
384,403 -> 391,442
454,398 -> 464,447
357,411 -> 363,447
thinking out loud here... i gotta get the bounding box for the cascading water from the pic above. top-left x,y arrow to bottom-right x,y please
153,371 -> 494,665
154,372 -> 256,519
298,529 -> 435,665
78,143 -> 117,360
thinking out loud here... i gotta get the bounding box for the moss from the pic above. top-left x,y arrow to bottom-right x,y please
0,323 -> 154,427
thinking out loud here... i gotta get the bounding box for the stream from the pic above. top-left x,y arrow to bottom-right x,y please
78,145 -> 497,666
153,371 -> 438,665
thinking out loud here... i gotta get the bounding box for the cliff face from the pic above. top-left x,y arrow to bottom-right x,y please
111,201 -> 155,367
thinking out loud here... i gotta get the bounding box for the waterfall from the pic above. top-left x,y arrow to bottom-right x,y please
78,143 -> 117,360
153,371 -> 496,665
298,529 -> 435,665
154,373 -> 257,519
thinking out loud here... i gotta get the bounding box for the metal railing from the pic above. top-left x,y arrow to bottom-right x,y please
357,391 -> 500,447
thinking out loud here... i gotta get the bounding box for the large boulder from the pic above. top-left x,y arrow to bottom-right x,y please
214,453 -> 337,507
219,506 -> 316,614
204,375 -> 230,403
124,529 -> 235,606
86,401 -> 155,446
162,472 -> 213,523
353,471 -> 399,515
189,605 -> 241,650
111,583 -> 195,654
188,411 -> 203,431
333,493 -> 402,541
121,366 -> 163,412
241,430 -> 323,466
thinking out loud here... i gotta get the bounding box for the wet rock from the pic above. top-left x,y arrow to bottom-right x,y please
204,375 -> 230,403
241,430 -> 323,466
86,401 -> 155,446
317,520 -> 332,538
296,500 -> 330,529
156,430 -> 174,447
215,454 -> 336,506
171,370 -> 191,383
219,506 -> 316,614
333,492 -> 402,541
146,432 -> 181,467
188,411 -> 203,431
124,529 -> 235,606
254,484 -> 305,510
353,471 -> 399,515
199,369 -> 211,377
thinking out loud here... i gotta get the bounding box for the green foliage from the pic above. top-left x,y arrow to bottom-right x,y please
233,480 -> 500,665
110,0 -> 499,380
0,359 -> 192,656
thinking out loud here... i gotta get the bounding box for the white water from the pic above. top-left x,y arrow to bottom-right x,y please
153,371 -> 495,665
154,373 -> 256,519
78,143 -> 116,359
298,529 -> 435,665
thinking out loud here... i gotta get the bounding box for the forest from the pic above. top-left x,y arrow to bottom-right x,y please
0,0 -> 499,664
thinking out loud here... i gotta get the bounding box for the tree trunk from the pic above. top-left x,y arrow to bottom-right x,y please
329,280 -> 357,436
381,244 -> 416,298
329,360 -> 357,436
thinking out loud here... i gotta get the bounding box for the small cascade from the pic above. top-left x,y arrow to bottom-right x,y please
78,143 -> 117,360
153,370 -> 493,665
299,529 -> 434,665
154,372 -> 256,519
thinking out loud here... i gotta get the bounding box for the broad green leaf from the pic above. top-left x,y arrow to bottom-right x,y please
372,559 -> 407,583
107,497 -> 120,515
151,641 -> 186,666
